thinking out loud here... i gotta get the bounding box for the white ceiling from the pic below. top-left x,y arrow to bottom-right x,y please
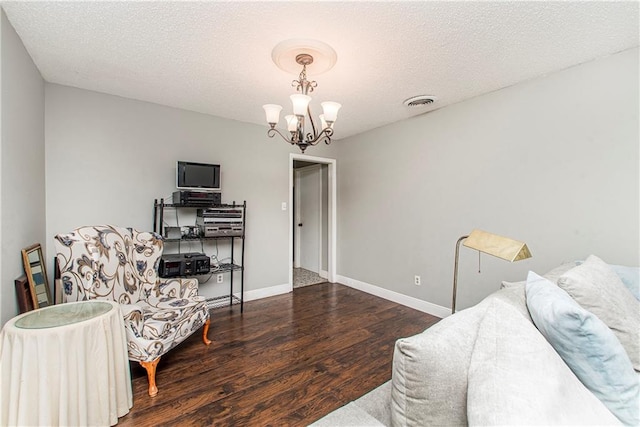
2,1 -> 638,140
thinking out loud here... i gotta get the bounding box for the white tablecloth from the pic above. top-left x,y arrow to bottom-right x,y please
0,300 -> 133,426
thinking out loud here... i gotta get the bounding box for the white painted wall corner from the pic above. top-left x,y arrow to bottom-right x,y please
239,283 -> 292,302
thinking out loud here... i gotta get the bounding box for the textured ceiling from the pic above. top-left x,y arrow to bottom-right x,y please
2,1 -> 638,140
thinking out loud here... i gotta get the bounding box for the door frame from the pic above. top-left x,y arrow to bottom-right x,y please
289,153 -> 337,290
293,164 -> 322,271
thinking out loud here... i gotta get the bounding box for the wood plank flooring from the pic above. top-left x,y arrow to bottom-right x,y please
118,282 -> 440,426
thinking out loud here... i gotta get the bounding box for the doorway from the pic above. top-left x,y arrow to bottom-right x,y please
288,154 -> 337,290
293,163 -> 324,288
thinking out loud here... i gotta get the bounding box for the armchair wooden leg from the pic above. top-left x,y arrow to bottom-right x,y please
140,357 -> 160,397
203,319 -> 212,345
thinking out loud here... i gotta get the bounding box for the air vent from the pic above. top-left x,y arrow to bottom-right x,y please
403,95 -> 437,107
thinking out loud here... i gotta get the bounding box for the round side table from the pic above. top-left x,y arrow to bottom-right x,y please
0,300 -> 133,426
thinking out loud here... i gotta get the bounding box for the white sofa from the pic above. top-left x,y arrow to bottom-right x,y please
311,257 -> 640,426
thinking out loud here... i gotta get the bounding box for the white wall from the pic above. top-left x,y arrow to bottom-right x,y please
334,48 -> 639,312
0,9 -> 46,325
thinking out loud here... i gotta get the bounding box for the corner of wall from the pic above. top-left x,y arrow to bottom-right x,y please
0,7 -> 46,325
0,7 -> 4,324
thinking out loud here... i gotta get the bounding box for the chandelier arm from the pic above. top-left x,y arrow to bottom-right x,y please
307,105 -> 318,138
305,127 -> 333,146
267,127 -> 295,144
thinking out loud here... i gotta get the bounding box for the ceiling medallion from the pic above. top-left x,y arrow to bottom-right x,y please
263,39 -> 341,154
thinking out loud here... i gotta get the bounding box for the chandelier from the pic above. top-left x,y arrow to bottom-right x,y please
263,49 -> 341,154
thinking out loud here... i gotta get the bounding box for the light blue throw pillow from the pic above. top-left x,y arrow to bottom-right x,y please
526,271 -> 639,426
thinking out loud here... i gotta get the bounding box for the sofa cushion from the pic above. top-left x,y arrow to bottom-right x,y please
610,264 -> 640,301
467,296 -> 622,426
573,261 -> 640,301
557,255 -> 640,371
526,271 -> 639,426
489,281 -> 532,323
390,285 -> 529,426
542,260 -> 582,283
501,260 -> 580,289
391,301 -> 486,426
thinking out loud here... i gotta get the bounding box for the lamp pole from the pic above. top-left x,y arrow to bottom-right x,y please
451,235 -> 469,314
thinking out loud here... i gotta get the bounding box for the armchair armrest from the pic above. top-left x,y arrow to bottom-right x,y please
120,303 -> 144,338
157,277 -> 199,299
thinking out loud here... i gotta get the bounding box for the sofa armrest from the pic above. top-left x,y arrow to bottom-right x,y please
351,381 -> 392,426
309,382 -> 391,426
309,402 -> 387,427
157,277 -> 199,299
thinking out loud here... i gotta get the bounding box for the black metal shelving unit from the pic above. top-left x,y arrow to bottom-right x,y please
153,199 -> 246,312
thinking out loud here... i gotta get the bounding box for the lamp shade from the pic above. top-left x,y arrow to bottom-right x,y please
321,101 -> 341,122
463,229 -> 532,262
263,104 -> 282,125
290,94 -> 311,116
285,115 -> 298,132
452,229 -> 532,314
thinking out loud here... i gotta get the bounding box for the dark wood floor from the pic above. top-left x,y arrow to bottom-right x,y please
118,282 -> 440,426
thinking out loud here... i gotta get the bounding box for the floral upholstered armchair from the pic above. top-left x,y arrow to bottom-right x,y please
54,225 -> 211,397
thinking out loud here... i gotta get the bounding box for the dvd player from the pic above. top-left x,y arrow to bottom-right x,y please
199,223 -> 244,237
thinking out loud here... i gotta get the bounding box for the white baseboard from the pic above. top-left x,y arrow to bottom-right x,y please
232,276 -> 450,319
319,269 -> 328,279
336,275 -> 451,318
240,283 -> 292,302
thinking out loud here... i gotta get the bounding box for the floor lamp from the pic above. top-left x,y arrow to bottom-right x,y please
452,229 -> 532,314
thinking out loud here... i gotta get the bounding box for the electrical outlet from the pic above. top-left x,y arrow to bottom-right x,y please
414,275 -> 421,286
217,274 -> 224,284
281,202 -> 287,211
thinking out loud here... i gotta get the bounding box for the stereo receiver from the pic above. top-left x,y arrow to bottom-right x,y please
159,253 -> 210,278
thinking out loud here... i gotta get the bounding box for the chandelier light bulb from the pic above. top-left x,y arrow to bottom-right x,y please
263,104 -> 282,126
290,94 -> 312,116
321,101 -> 341,123
285,115 -> 298,132
319,114 -> 329,130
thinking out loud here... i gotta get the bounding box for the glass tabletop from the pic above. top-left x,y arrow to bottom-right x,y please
15,301 -> 113,329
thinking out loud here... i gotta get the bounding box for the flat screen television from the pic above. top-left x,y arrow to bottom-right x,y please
176,161 -> 221,191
